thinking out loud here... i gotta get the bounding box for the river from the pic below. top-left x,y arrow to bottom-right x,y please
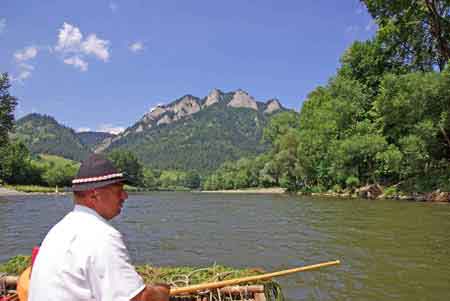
1,192 -> 449,300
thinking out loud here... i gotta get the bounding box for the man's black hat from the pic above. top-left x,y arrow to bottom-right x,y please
72,154 -> 125,191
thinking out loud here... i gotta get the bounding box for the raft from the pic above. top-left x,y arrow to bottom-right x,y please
2,268 -> 274,301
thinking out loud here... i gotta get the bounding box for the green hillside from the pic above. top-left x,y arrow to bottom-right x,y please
13,113 -> 90,162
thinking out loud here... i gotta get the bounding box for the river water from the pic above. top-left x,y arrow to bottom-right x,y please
1,192 -> 449,300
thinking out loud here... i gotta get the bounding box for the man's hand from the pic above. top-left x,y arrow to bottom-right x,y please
131,284 -> 170,301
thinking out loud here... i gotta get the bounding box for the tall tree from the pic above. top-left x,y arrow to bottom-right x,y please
0,73 -> 18,147
108,150 -> 143,186
362,0 -> 450,71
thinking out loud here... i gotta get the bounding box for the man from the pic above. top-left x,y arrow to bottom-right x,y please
29,154 -> 170,301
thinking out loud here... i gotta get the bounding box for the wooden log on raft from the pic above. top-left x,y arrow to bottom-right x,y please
1,275 -> 19,288
172,285 -> 266,301
218,285 -> 265,294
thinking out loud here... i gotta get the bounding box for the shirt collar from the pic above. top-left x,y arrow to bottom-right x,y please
73,204 -> 108,223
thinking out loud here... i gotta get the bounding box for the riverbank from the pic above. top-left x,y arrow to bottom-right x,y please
201,187 -> 286,194
0,186 -> 29,196
0,184 -> 191,196
301,184 -> 450,203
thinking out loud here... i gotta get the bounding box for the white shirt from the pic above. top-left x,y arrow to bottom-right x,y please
29,205 -> 145,301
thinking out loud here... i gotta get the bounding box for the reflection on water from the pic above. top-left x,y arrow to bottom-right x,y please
1,192 -> 449,300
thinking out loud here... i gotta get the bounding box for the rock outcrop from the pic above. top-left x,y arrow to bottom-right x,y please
264,98 -> 282,114
204,88 -> 222,107
145,106 -> 166,121
171,95 -> 201,120
357,184 -> 383,199
424,190 -> 450,202
157,115 -> 172,126
120,88 -> 288,140
227,89 -> 258,110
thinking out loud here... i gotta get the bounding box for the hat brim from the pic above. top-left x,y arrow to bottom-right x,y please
71,177 -> 127,192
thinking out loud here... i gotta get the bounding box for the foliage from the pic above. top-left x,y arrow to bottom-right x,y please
0,73 -> 17,147
0,255 -> 30,275
362,0 -> 450,71
383,186 -> 398,197
345,176 -> 360,190
0,141 -> 42,185
41,159 -> 79,187
108,150 -> 144,186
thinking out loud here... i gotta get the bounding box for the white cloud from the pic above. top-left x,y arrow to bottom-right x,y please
54,22 -> 110,71
77,127 -> 91,132
97,124 -> 124,135
12,47 -> 38,83
129,41 -> 144,53
63,56 -> 88,71
0,18 -> 6,34
81,34 -> 110,61
14,46 -> 38,62
55,22 -> 83,53
109,2 -> 118,12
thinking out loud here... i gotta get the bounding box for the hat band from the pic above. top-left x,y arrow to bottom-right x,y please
72,173 -> 124,184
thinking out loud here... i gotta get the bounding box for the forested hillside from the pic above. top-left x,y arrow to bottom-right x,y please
107,104 -> 273,173
13,113 -> 91,162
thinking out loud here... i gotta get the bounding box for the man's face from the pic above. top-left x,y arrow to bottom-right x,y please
92,183 -> 128,220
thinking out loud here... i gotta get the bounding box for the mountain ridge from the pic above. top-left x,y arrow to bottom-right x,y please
14,89 -> 290,172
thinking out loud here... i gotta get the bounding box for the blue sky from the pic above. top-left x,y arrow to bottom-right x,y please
0,0 -> 376,134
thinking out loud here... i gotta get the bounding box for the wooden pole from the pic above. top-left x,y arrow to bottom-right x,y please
169,260 -> 340,296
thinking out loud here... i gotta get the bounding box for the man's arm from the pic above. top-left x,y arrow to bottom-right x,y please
131,284 -> 170,301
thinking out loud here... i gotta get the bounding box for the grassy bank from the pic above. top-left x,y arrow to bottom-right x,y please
3,184 -> 57,193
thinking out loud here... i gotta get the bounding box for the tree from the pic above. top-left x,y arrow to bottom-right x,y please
0,141 -> 37,184
108,150 -> 143,186
338,38 -> 407,95
42,161 -> 78,187
373,69 -> 450,189
184,171 -> 201,189
142,167 -> 158,189
263,111 -> 300,144
362,0 -> 450,71
0,73 -> 18,147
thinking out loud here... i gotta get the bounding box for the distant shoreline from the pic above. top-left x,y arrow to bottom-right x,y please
200,187 -> 286,194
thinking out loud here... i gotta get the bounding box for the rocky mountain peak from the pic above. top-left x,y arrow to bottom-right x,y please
170,95 -> 201,120
228,89 -> 258,110
264,98 -> 282,114
143,105 -> 167,122
204,88 -> 223,107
